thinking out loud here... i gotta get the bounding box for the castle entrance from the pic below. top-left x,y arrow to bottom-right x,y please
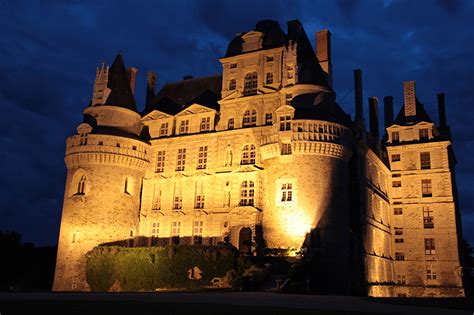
238,227 -> 252,254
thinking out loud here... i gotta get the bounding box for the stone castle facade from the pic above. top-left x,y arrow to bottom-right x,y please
53,20 -> 465,297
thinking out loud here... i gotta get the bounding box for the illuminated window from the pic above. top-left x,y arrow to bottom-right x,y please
243,72 -> 258,96
425,238 -> 435,255
124,178 -> 132,195
396,274 -> 406,285
421,179 -> 432,197
392,181 -> 401,188
230,63 -> 237,69
423,207 -> 434,229
281,183 -> 293,202
266,73 -> 273,84
176,148 -> 186,171
171,222 -> 181,245
391,154 -> 400,162
419,128 -> 429,140
279,115 -> 292,131
193,221 -> 203,245
152,184 -> 161,210
243,109 -> 257,127
395,238 -> 404,243
200,117 -> 211,132
281,143 -> 292,155
265,113 -> 273,125
79,133 -> 88,145
240,181 -> 255,206
156,150 -> 165,173
151,222 -> 159,237
173,183 -> 182,210
229,79 -> 236,90
395,252 -> 405,261
98,141 -> 103,145
159,123 -> 169,136
266,56 -> 273,62
179,120 -> 189,134
241,144 -> 256,165
420,152 -> 431,169
392,131 -> 400,143
194,182 -> 205,209
75,175 -> 86,195
394,228 -> 403,236
426,265 -> 437,280
228,118 -> 235,130
394,208 -> 403,215
197,146 -> 208,170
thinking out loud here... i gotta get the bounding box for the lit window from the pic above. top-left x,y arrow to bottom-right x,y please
392,131 -> 400,143
421,179 -> 432,197
176,148 -> 186,171
75,175 -> 86,195
394,207 -> 403,215
279,115 -> 291,131
152,184 -> 161,210
423,207 -> 434,229
243,72 -> 258,96
426,265 -> 437,280
159,123 -> 169,136
281,183 -> 293,202
229,79 -> 236,90
151,222 -> 160,237
124,178 -> 132,195
179,120 -> 189,134
281,143 -> 292,155
392,181 -> 401,188
266,56 -> 273,62
228,118 -> 235,130
197,146 -> 208,170
241,144 -> 256,165
394,228 -> 403,236
425,238 -> 435,255
243,109 -> 257,127
171,222 -> 181,245
79,133 -> 88,145
395,238 -> 404,243
265,113 -> 273,125
396,274 -> 406,285
194,181 -> 205,209
193,221 -> 203,245
391,154 -> 401,162
230,63 -> 237,69
200,117 -> 211,132
266,73 -> 273,84
156,150 -> 165,173
420,152 -> 431,169
395,252 -> 405,261
173,183 -> 182,210
419,128 -> 429,140
239,181 -> 255,206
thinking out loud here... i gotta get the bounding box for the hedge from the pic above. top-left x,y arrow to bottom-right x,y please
85,245 -> 238,291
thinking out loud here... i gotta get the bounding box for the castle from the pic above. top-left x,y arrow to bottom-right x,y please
53,20 -> 465,297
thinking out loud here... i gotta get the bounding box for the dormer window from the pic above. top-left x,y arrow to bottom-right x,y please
279,115 -> 292,131
243,72 -> 258,96
229,79 -> 236,91
160,123 -> 169,136
200,117 -> 211,132
392,131 -> 400,143
243,110 -> 257,127
266,56 -> 274,62
230,63 -> 237,69
228,118 -> 235,130
419,128 -> 429,140
179,120 -> 189,134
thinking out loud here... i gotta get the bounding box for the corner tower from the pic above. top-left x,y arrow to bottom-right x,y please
53,53 -> 150,291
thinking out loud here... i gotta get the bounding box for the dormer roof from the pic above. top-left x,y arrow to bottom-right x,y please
103,52 -> 137,111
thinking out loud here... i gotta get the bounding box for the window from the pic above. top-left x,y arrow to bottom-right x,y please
152,184 -> 161,210
281,183 -> 293,202
193,221 -> 203,245
423,207 -> 434,229
98,141 -> 103,145
243,109 -> 257,127
391,154 -> 401,162
421,179 -> 432,197
395,238 -> 404,243
159,123 -> 169,136
266,72 -> 273,84
392,131 -> 400,143
394,207 -> 403,215
151,222 -> 159,237
395,252 -> 405,261
171,221 -> 181,245
228,118 -> 235,130
266,56 -> 273,62
265,113 -> 273,125
426,266 -> 437,280
420,152 -> 431,169
79,133 -> 88,145
200,117 -> 211,132
176,148 -> 186,171
281,143 -> 292,155
419,128 -> 429,140
75,175 -> 86,195
173,183 -> 182,210
156,151 -> 165,173
279,115 -> 292,131
394,228 -> 403,236
197,146 -> 208,170
240,181 -> 255,206
396,274 -> 406,285
241,144 -> 256,165
229,79 -> 236,90
392,181 -> 401,188
194,182 -> 205,209
124,178 -> 132,195
425,238 -> 435,255
179,120 -> 189,134
230,63 -> 237,69
243,72 -> 258,96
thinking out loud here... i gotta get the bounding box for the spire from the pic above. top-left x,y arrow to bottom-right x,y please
101,52 -> 137,111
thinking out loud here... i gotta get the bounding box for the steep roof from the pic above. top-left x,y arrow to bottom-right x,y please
144,75 -> 222,115
104,53 -> 137,111
392,98 -> 433,126
291,92 -> 351,125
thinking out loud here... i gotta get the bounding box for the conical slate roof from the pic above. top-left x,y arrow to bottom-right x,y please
105,52 -> 137,111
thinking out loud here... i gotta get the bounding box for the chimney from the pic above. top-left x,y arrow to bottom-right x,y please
126,67 -> 138,95
368,97 -> 379,139
316,29 -> 332,87
146,71 -> 157,106
383,96 -> 394,128
403,80 -> 416,117
437,93 -> 447,128
354,69 -> 363,123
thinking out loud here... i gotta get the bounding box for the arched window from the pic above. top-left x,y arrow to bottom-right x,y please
229,79 -> 236,91
228,118 -> 235,130
243,110 -> 257,127
74,174 -> 86,195
124,177 -> 133,195
243,72 -> 258,96
240,181 -> 255,206
241,144 -> 256,165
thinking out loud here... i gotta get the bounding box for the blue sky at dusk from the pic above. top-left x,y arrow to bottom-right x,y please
0,0 -> 473,246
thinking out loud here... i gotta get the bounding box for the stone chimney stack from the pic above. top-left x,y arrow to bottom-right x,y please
368,97 -> 379,139
403,80 -> 416,117
354,69 -> 363,123
437,93 -> 447,128
383,96 -> 394,128
126,67 -> 138,96
316,29 -> 332,87
146,71 -> 157,106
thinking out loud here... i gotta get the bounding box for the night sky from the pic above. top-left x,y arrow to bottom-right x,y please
0,0 -> 473,246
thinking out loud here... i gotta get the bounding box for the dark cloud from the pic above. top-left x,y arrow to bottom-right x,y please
0,0 -> 472,246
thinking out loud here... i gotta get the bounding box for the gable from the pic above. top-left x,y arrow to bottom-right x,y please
142,110 -> 173,121
175,104 -> 216,117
